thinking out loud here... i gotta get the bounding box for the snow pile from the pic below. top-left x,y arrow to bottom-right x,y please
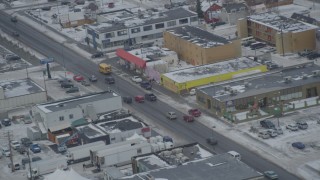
45,168 -> 89,180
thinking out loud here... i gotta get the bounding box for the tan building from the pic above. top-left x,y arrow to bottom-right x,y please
237,13 -> 317,54
163,25 -> 241,66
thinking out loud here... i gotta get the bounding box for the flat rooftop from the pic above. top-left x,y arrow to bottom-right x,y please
248,12 -> 318,32
166,25 -> 230,48
76,123 -> 106,139
128,47 -> 177,63
96,116 -> 145,133
163,57 -> 263,83
0,78 -> 44,98
199,64 -> 320,102
36,91 -> 118,113
89,8 -> 197,33
122,153 -> 262,180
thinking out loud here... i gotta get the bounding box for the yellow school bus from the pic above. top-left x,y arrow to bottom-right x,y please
99,63 -> 112,74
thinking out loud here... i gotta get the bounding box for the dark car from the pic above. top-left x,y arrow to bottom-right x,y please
91,52 -> 104,58
20,137 -> 32,147
17,146 -> 26,154
5,54 -> 21,61
31,156 -> 42,162
123,96 -> 132,104
41,6 -> 51,11
145,93 -> 157,101
267,63 -> 279,70
61,82 -> 74,88
89,75 -> 97,82
163,136 -> 173,143
58,78 -> 71,84
140,81 -> 152,90
298,50 -> 312,57
1,118 -> 11,126
105,76 -> 115,84
66,87 -> 79,93
61,1 -> 70,5
243,41 -> 255,47
260,120 -> 275,129
206,137 -> 218,145
292,142 -> 305,149
11,16 -> 18,22
307,52 -> 320,60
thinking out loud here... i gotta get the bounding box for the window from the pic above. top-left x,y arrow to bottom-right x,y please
117,30 -> 127,36
190,16 -> 198,22
155,23 -> 164,29
59,116 -> 64,121
167,21 -> 176,27
69,114 -> 73,119
143,25 -> 153,31
131,27 -> 141,34
231,9 -> 236,13
240,7 -> 246,11
179,18 -> 188,24
137,148 -> 142,154
105,32 -> 115,38
111,137 -> 116,141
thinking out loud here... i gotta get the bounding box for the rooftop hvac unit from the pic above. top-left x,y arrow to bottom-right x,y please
244,81 -> 249,87
312,70 -> 320,77
284,76 -> 292,83
224,85 -> 231,91
230,89 -> 238,95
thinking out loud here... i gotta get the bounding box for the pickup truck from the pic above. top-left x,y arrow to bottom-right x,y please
145,93 -> 157,101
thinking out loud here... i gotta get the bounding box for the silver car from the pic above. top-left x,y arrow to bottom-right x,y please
166,112 -> 177,120
267,129 -> 278,138
286,124 -> 298,131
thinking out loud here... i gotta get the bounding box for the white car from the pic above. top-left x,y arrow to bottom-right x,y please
131,76 -> 142,83
1,146 -> 11,157
166,112 -> 177,120
10,140 -> 21,150
189,89 -> 196,96
286,124 -> 298,131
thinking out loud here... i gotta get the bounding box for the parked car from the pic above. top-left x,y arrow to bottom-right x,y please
58,78 -> 71,84
30,144 -> 41,153
131,76 -> 142,83
267,63 -> 279,70
105,76 -> 115,84
267,129 -> 278,138
306,52 -> 320,60
12,31 -> 19,37
296,120 -> 308,130
81,80 -> 90,86
20,137 -> 32,147
1,146 -> 11,157
123,96 -> 132,104
88,75 -> 97,82
4,54 -> 21,61
188,109 -> 201,117
140,81 -> 152,90
66,87 -> 79,93
61,82 -> 74,88
292,142 -> 305,149
274,127 -> 283,135
135,95 -> 144,103
183,115 -> 194,122
73,75 -> 84,82
258,130 -> 270,139
286,124 -> 298,131
264,170 -> 278,180
206,137 -> 218,145
189,89 -> 196,96
166,111 -> 177,120
145,93 -> 157,101
243,40 -> 255,47
17,146 -> 26,154
163,136 -> 173,143
260,120 -> 275,129
1,118 -> 11,126
10,140 -> 21,150
31,156 -> 42,162
91,51 -> 104,58
41,6 -> 51,11
8,163 -> 20,170
250,42 -> 266,50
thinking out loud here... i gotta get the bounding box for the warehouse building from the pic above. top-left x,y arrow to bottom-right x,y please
160,57 -> 267,94
196,64 -> 320,122
237,13 -> 318,54
0,78 -> 47,111
163,25 -> 241,66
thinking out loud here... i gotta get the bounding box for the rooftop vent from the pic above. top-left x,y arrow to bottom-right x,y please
284,76 -> 292,83
230,89 -> 238,95
312,70 -> 320,77
224,85 -> 231,91
302,74 -> 308,79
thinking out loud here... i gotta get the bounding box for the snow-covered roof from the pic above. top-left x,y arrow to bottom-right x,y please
248,12 -> 318,32
199,64 -> 320,102
45,168 -> 89,180
163,57 -> 262,83
0,78 -> 45,98
89,7 -> 197,33
96,116 -> 145,133
76,123 -> 106,139
36,91 -> 118,113
166,25 -> 230,48
59,12 -> 85,23
128,46 -> 178,62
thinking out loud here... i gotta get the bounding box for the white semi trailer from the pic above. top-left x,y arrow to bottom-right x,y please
27,157 -> 68,179
66,141 -> 106,164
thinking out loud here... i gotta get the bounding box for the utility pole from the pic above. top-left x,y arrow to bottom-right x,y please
27,149 -> 33,180
6,131 -> 14,172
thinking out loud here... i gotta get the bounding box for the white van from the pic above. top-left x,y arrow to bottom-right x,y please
227,151 -> 241,160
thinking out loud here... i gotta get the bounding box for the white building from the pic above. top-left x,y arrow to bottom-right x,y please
0,78 -> 46,111
86,8 -> 199,51
32,91 -> 122,133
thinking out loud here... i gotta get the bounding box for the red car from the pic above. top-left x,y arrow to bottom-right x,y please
183,115 -> 194,122
73,75 -> 84,82
188,109 -> 201,117
135,96 -> 144,103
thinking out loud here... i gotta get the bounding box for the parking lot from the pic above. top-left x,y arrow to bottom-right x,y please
0,45 -> 31,73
